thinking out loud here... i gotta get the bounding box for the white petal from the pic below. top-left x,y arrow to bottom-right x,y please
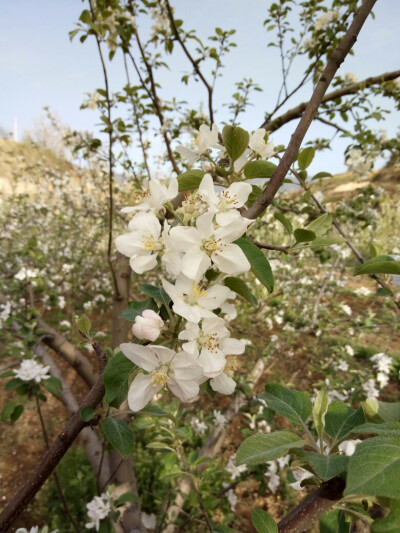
168,377 -> 200,403
196,210 -> 215,239
202,284 -> 231,309
173,300 -> 203,323
130,254 -> 158,274
120,343 -> 158,371
210,373 -> 236,394
181,250 -> 211,281
147,345 -> 175,364
221,338 -> 246,355
216,209 -> 245,227
181,340 -> 199,356
162,278 -> 181,303
198,174 -> 218,206
216,217 -> 250,242
169,226 -> 201,250
128,212 -> 161,237
212,245 -> 250,275
128,373 -> 160,412
178,322 -> 200,341
198,348 -> 226,378
227,182 -> 252,207
115,233 -> 142,257
175,145 -> 199,166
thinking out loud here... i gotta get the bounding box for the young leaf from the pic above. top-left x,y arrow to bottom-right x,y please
103,418 -> 134,457
222,125 -> 250,161
236,431 -> 305,466
298,147 -> 315,170
259,384 -> 312,426
344,436 -> 400,498
324,402 -> 365,446
312,172 -> 332,181
313,387 -> 329,439
306,214 -> 332,237
294,228 -> 316,243
362,399 -> 400,423
235,237 -> 274,292
177,169 -> 205,192
244,160 -> 277,179
224,276 -> 258,306
104,352 -> 135,406
303,452 -> 348,481
355,255 -> 400,276
80,406 -> 96,422
120,299 -> 158,321
140,283 -> 171,306
251,509 -> 278,533
320,510 -> 350,533
274,212 -> 293,236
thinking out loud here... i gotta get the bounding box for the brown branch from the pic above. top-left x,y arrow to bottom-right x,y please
243,0 -> 378,220
277,477 -> 346,533
164,0 -> 214,124
0,340 -> 107,532
262,69 -> 400,132
315,116 -> 349,135
252,239 -> 292,254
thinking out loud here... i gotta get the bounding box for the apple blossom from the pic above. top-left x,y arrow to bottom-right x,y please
120,343 -> 203,411
176,124 -> 221,165
210,357 -> 237,394
14,359 -> 51,383
121,177 -> 178,216
249,129 -> 275,159
289,467 -> 314,490
85,490 -> 113,531
132,309 -> 164,341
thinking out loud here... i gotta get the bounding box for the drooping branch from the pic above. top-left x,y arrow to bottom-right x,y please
0,340 -> 107,532
243,0 -> 378,220
262,69 -> 400,132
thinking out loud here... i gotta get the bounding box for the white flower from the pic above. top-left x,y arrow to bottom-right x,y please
338,439 -> 361,456
376,372 -> 390,388
0,301 -> 11,326
190,417 -> 208,436
16,528 -> 40,533
132,309 -> 164,342
210,358 -> 237,395
179,317 -> 245,378
162,275 -> 233,323
371,352 -> 393,374
333,359 -> 349,372
141,512 -> 157,531
344,72 -> 358,85
302,37 -> 315,50
363,378 -> 379,399
344,345 -> 354,357
265,461 -> 280,493
116,212 -> 181,276
354,287 -> 371,297
121,178 -> 178,216
169,210 -> 251,281
85,491 -> 112,531
346,149 -> 372,177
289,467 -> 314,490
14,359 -> 51,383
226,488 -> 238,511
225,454 -> 247,480
277,455 -> 290,469
176,124 -> 221,165
60,320 -> 71,329
339,303 -> 352,316
249,129 -> 275,159
15,267 -> 39,281
213,409 -> 227,427
314,10 -> 338,31
120,343 -> 203,411
198,174 -> 252,226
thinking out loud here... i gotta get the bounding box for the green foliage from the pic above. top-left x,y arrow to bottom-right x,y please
224,276 -> 258,306
120,299 -> 158,321
177,169 -> 205,192
235,237 -> 274,292
355,255 -> 400,275
102,418 -> 135,457
104,352 -> 135,407
251,509 -> 278,533
222,125 -> 250,161
244,160 -> 277,179
320,510 -> 350,533
259,384 -> 312,426
236,430 -> 305,466
297,147 -> 315,170
324,401 -> 365,446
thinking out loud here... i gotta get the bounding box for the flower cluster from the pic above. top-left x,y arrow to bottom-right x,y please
85,489 -> 113,531
346,148 -> 373,178
13,359 -> 51,383
116,124 -> 271,411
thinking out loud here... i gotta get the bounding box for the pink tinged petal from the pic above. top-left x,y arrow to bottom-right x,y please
169,226 -> 201,250
181,250 -> 211,281
130,254 -> 158,274
198,348 -> 226,378
221,338 -> 246,355
196,210 -> 215,239
227,182 -> 252,207
212,245 -> 250,275
115,233 -> 143,257
168,377 -> 200,403
140,324 -> 161,342
120,343 -> 158,371
210,373 -> 236,395
128,373 -> 161,412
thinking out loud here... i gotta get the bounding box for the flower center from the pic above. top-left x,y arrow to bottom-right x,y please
202,237 -> 225,255
220,190 -> 238,209
150,363 -> 170,388
185,283 -> 207,305
142,234 -> 163,252
200,332 -> 220,352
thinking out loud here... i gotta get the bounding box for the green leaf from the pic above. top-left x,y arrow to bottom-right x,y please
350,422 -> 400,437
120,299 -> 158,321
303,452 -> 348,481
76,314 -> 91,336
355,255 -> 400,276
259,384 -> 312,426
313,387 -> 329,439
247,185 -> 263,207
344,437 -> 400,498
306,214 -> 332,237
294,228 -> 316,243
10,404 -> 24,422
45,376 -> 63,396
177,169 -> 205,192
80,407 -> 96,422
140,283 -> 171,306
363,399 -> 400,423
79,9 -> 92,24
274,212 -> 293,236
372,499 -> 400,532
298,147 -> 315,170
0,370 -> 15,379
244,160 -> 277,179
138,404 -> 174,419
324,402 -> 365,446
320,510 -> 350,533
5,378 -> 23,390
146,441 -> 174,451
310,236 -> 346,248
115,492 -> 137,507
251,509 -> 278,533
222,125 -> 250,161
224,276 -> 258,306
104,352 -> 135,407
312,172 -> 332,181
235,237 -> 274,292
236,430 -> 305,466
103,418 -> 134,457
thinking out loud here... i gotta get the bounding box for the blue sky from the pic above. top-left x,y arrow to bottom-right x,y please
0,1 -> 399,174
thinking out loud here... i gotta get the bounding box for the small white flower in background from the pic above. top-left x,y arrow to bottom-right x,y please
371,352 -> 393,375
120,343 -> 203,411
302,37 -> 315,50
339,439 -> 362,456
16,528 -> 40,533
346,149 -> 373,178
83,91 -> 102,110
249,129 -> 275,159
225,453 -> 247,480
121,178 -> 178,217
363,378 -> 379,399
354,287 -> 372,297
313,191 -> 324,203
344,345 -> 354,357
344,72 -> 358,84
14,267 -> 39,281
314,10 -> 339,31
333,359 -> 349,372
14,359 -> 51,383
58,295 -> 66,309
265,461 -> 280,493
132,309 -> 164,342
225,486 -> 238,511
85,490 -> 113,531
213,409 -> 227,427
176,124 -> 221,166
0,301 -> 11,327
141,512 -> 157,531
339,303 -> 352,316
84,342 -> 94,353
59,320 -> 71,329
289,467 -> 314,491
190,417 -> 208,436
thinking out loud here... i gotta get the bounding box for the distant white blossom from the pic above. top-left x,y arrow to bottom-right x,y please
225,454 -> 247,480
14,359 -> 51,383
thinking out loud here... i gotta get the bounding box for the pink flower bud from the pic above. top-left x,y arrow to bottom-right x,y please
132,309 -> 164,342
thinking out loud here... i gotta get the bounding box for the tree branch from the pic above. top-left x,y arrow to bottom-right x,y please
243,0 -> 378,220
